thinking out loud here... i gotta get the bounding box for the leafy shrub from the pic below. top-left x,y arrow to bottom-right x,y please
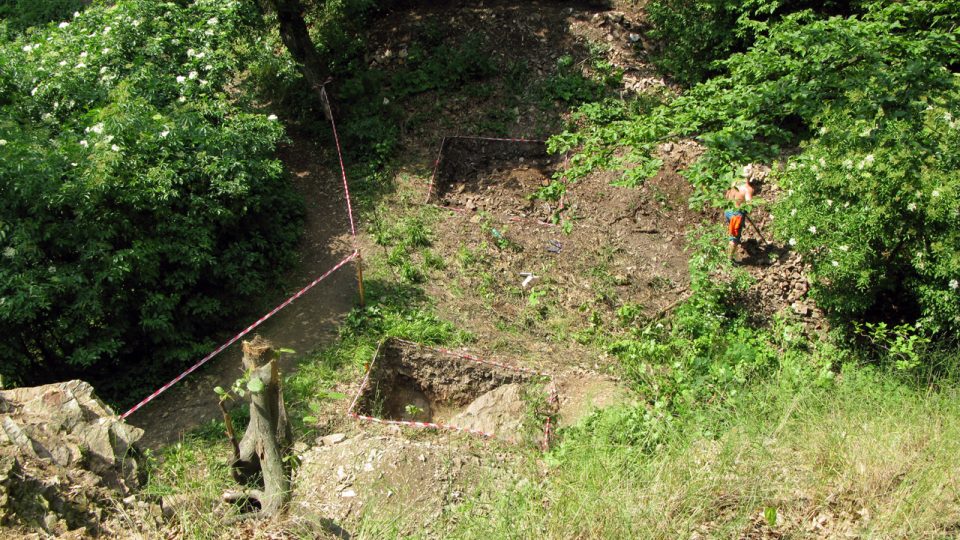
0,1 -> 303,391
773,98 -> 960,333
646,0 -> 861,85
542,55 -> 605,105
645,0 -> 756,85
589,234 -> 779,450
0,0 -> 87,39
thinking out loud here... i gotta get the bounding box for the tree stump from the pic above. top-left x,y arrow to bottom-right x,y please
227,336 -> 292,517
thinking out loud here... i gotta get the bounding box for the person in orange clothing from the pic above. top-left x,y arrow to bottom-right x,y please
724,168 -> 755,262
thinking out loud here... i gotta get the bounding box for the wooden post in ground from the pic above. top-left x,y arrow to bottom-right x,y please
230,336 -> 292,517
356,254 -> 366,307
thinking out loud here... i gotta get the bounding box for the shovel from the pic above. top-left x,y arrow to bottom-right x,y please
744,214 -> 769,246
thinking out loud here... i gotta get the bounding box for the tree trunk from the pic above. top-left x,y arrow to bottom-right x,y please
260,0 -> 329,97
230,336 -> 292,517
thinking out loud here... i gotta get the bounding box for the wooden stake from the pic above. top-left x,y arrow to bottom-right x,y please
356,253 -> 366,307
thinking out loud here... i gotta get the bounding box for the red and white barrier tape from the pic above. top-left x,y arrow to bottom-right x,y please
123,89 -> 364,421
121,250 -> 359,419
347,338 -> 555,442
321,87 -> 358,239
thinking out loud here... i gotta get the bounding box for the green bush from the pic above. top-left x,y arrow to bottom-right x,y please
0,1 -> 302,391
646,0 -> 757,85
0,0 -> 88,39
773,98 -> 960,333
646,0 -> 866,85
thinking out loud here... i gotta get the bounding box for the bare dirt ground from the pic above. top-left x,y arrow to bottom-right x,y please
129,136 -> 358,449
408,135 -> 704,378
353,1 -> 707,378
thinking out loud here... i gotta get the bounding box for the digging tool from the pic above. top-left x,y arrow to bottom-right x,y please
744,214 -> 769,245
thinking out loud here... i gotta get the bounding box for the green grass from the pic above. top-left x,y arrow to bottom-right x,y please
430,365 -> 960,539
140,430 -> 235,539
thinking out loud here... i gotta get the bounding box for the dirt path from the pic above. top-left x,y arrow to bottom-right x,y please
129,136 -> 358,449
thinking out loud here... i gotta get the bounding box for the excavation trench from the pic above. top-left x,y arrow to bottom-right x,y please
429,137 -> 564,221
353,339 -> 550,443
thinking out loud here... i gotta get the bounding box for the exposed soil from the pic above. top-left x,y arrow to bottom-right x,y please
288,430 -> 521,538
354,339 -> 543,442
128,136 -> 358,449
416,136 -> 705,367
430,138 -> 562,222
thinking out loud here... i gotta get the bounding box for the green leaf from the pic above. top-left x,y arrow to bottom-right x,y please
764,506 -> 778,528
247,377 -> 265,393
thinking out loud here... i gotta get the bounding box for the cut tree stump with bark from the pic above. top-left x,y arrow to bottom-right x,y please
222,335 -> 293,518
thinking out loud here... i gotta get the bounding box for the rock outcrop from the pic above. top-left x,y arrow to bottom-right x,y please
0,380 -> 144,536
449,383 -> 528,442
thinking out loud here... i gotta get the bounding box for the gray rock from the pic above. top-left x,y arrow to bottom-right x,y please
0,380 -> 145,532
448,384 -> 527,443
321,433 -> 347,446
161,493 -> 193,520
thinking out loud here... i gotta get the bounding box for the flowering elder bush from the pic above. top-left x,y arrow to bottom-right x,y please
0,1 -> 302,389
773,98 -> 960,333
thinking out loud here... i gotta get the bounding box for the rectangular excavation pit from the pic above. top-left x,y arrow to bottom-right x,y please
426,137 -> 564,221
349,338 -> 552,443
